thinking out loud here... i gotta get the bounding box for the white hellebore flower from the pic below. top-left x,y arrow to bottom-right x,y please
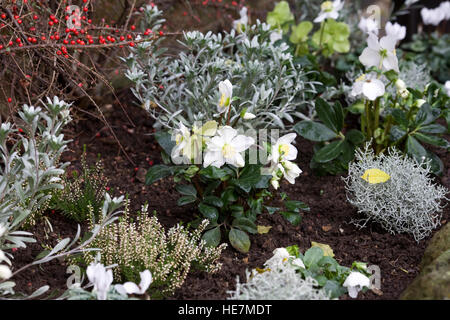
265,248 -> 291,266
385,22 -> 406,41
280,160 -> 302,184
445,81 -> 450,97
314,0 -> 344,23
171,122 -> 192,164
343,271 -> 371,298
217,80 -> 233,114
358,17 -> 379,35
440,2 -> 450,21
0,265 -> 12,280
232,6 -> 248,32
421,7 -> 445,26
203,126 -> 254,168
86,263 -> 113,300
115,270 -> 152,296
269,133 -> 298,164
351,73 -> 385,101
359,33 -> 399,72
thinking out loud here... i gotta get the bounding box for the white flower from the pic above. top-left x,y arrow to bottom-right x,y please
280,160 -> 302,184
203,126 -> 254,168
233,6 -> 248,32
291,258 -> 305,269
86,263 -> 113,300
445,81 -> 450,97
242,112 -> 256,120
358,17 -> 379,35
171,122 -> 193,164
314,0 -> 344,23
270,177 -> 280,190
343,272 -> 371,298
351,73 -> 385,101
269,133 -> 298,164
395,79 -> 406,91
115,270 -> 152,296
0,265 -> 12,280
265,248 -> 291,266
270,30 -> 283,44
359,33 -> 399,72
440,2 -> 450,20
421,7 -> 445,26
385,22 -> 406,41
217,80 -> 233,114
415,99 -> 426,107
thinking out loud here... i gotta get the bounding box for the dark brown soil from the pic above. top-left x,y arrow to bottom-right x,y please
11,90 -> 449,300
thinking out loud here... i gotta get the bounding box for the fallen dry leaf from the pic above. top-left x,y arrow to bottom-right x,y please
321,225 -> 332,232
311,241 -> 335,257
257,225 -> 272,234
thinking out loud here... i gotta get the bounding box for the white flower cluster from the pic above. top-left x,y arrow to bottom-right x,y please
342,144 -> 448,242
421,2 -> 450,26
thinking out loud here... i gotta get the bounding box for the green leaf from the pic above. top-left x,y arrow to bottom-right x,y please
418,124 -> 446,134
145,165 -> 173,185
280,211 -> 302,226
345,129 -> 365,145
332,39 -> 350,53
323,280 -> 345,299
203,196 -> 223,208
232,217 -> 257,234
415,103 -> 441,126
391,109 -> 409,129
221,187 -> 238,204
406,136 -> 427,161
198,203 -> 219,221
154,131 -> 175,156
175,184 -> 197,197
233,165 -> 261,193
286,245 -> 299,257
202,227 -> 221,247
264,206 -> 280,215
290,21 -> 313,44
266,1 -> 294,33
285,200 -> 310,212
315,98 -> 338,132
333,102 -> 344,132
303,246 -> 324,268
199,166 -> 231,180
293,121 -> 337,142
425,150 -> 444,175
414,133 -> 450,148
229,228 -> 251,253
313,140 -> 344,163
177,195 -> 197,206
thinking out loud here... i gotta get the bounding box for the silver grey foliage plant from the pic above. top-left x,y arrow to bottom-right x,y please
342,144 -> 448,242
124,5 -> 319,131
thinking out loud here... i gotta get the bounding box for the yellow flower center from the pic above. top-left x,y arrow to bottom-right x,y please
219,93 -> 227,108
175,134 -> 183,145
321,1 -> 333,12
279,144 -> 290,157
222,143 -> 236,158
356,74 -> 366,82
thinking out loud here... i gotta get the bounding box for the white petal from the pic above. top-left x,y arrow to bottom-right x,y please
232,135 -> 254,152
379,35 -> 396,52
383,53 -> 399,72
229,153 -> 245,167
123,282 -> 140,295
278,133 -> 297,145
218,126 -> 237,142
139,270 -> 153,293
362,79 -> 385,100
366,33 -> 380,51
359,48 -> 380,68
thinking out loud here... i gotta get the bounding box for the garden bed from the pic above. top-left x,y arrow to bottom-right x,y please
12,92 -> 449,300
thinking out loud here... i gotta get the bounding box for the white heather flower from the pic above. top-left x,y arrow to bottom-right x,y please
421,7 -> 445,26
351,73 -> 385,101
171,122 -> 193,163
115,270 -> 152,296
0,264 -> 12,280
358,17 -> 379,35
359,33 -> 399,72
203,126 -> 254,168
445,81 -> 450,97
269,133 -> 298,164
86,263 -> 113,300
314,0 -> 344,23
385,22 -> 406,41
217,80 -> 233,114
270,29 -> 283,44
343,272 -> 371,298
233,6 -> 248,32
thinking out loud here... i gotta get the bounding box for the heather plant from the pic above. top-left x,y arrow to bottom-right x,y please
228,245 -> 370,300
124,5 -> 319,131
342,144 -> 448,242
50,148 -> 109,222
79,201 -> 226,296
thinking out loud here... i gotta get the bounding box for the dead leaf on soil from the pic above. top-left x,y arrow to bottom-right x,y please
257,225 -> 272,234
242,257 -> 249,264
311,241 -> 335,257
321,225 -> 332,232
371,287 -> 383,296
